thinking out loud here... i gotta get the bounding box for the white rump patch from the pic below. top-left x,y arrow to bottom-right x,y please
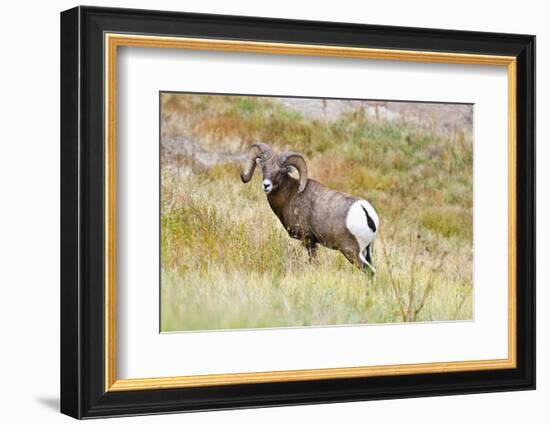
345,200 -> 379,254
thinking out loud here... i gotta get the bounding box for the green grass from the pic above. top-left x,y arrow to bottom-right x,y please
160,94 -> 473,331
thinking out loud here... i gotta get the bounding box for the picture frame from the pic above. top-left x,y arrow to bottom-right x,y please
60,5 -> 535,419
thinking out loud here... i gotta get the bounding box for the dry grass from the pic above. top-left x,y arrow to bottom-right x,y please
160,93 -> 473,331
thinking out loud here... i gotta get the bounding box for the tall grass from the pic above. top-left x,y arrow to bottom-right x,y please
160,93 -> 473,331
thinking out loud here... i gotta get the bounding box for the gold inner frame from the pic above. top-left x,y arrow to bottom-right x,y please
104,33 -> 517,392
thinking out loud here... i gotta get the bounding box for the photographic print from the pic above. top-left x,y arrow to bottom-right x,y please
160,93 -> 473,332
61,9 -> 535,417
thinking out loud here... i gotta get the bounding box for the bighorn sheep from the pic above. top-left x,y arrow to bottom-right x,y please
240,143 -> 379,272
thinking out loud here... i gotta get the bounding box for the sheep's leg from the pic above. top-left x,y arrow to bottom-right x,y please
360,244 -> 376,275
365,243 -> 375,268
358,250 -> 376,274
303,238 -> 318,262
340,246 -> 363,269
341,244 -> 376,275
365,243 -> 372,264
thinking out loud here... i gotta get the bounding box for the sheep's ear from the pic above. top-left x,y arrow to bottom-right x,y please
279,152 -> 308,193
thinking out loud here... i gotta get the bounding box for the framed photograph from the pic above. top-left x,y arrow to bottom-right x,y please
60,6 -> 535,419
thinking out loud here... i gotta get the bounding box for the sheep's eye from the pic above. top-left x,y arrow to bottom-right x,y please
286,166 -> 292,173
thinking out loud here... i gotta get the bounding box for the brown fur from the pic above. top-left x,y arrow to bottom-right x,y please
240,143 -> 371,270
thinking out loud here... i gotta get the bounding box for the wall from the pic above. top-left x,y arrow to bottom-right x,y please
0,1 -> 544,423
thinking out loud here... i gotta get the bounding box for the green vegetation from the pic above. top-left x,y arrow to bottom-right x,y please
160,94 -> 473,331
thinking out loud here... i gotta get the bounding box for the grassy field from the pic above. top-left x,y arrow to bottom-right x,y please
160,93 -> 473,332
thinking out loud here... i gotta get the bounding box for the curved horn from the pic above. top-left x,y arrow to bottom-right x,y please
240,143 -> 273,183
278,152 -> 308,193
252,142 -> 273,158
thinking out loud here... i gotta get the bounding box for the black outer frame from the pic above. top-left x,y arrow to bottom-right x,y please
60,5 -> 535,419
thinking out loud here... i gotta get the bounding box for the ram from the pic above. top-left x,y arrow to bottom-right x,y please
240,143 -> 379,272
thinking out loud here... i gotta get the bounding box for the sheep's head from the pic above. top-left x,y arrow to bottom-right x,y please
240,143 -> 308,194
